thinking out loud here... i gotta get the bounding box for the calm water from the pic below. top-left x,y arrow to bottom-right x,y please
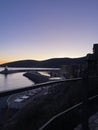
0,67 -> 34,92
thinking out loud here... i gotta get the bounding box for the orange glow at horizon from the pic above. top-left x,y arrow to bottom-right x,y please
0,57 -> 16,64
0,56 -> 48,64
0,60 -> 11,64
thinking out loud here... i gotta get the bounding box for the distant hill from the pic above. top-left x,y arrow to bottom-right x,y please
0,57 -> 86,68
0,60 -> 39,68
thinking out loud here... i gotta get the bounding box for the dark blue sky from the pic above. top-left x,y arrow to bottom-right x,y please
0,0 -> 98,63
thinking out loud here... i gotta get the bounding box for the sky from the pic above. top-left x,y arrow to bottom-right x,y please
0,0 -> 98,64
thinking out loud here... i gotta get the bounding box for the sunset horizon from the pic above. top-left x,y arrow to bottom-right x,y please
0,0 -> 98,64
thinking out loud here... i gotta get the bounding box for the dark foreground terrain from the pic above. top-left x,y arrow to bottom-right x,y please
1,77 -> 98,130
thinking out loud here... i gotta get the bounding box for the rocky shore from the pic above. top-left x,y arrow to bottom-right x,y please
23,72 -> 49,84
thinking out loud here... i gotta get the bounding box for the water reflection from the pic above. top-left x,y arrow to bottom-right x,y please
0,72 -> 33,91
3,74 -> 8,90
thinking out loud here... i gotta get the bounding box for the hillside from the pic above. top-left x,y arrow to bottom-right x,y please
0,57 -> 86,68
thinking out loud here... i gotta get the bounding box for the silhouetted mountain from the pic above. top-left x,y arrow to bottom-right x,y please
39,57 -> 86,68
0,57 -> 86,68
0,60 -> 39,67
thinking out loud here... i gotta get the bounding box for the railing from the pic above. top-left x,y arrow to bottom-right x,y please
39,94 -> 98,130
38,76 -> 98,130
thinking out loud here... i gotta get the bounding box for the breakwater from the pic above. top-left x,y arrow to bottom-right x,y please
23,72 -> 49,84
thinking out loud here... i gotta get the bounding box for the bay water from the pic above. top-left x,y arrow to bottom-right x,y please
0,67 -> 34,92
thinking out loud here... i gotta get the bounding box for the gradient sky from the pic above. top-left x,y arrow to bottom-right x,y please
0,0 -> 98,64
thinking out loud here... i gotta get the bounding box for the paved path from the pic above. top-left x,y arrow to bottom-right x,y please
7,86 -> 49,109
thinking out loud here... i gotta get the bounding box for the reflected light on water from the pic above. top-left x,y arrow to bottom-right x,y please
0,72 -> 33,91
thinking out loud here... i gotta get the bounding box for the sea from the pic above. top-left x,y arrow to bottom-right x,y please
0,67 -> 52,92
0,67 -> 34,92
